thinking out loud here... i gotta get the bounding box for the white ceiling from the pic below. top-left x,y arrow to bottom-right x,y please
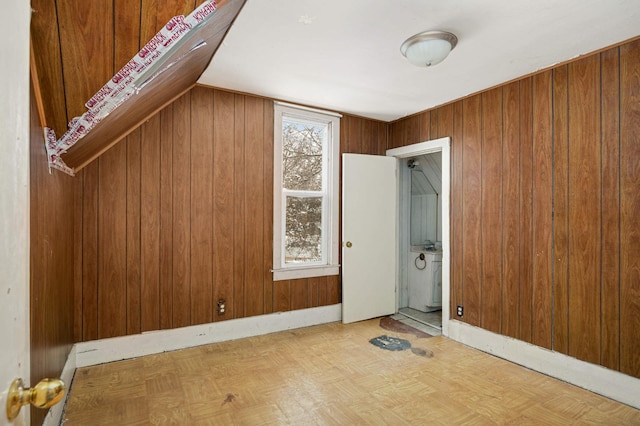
198,0 -> 640,122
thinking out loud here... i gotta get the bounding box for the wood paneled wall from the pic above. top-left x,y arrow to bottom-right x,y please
30,81 -> 75,425
390,39 -> 640,379
74,86 -> 388,341
30,0 -> 390,344
33,0 -> 638,381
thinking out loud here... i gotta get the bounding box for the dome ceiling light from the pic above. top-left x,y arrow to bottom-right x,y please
400,30 -> 458,67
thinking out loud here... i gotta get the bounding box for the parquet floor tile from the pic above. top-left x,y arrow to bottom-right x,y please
63,318 -> 640,425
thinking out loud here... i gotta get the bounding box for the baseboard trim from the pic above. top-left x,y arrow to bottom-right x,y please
43,344 -> 76,426
446,319 -> 640,409
75,304 -> 342,368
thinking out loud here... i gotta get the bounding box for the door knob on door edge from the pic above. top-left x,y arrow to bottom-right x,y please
6,377 -> 65,420
345,241 -> 353,248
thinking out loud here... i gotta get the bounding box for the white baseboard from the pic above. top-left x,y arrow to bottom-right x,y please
43,344 -> 76,426
75,304 -> 342,368
446,319 -> 640,410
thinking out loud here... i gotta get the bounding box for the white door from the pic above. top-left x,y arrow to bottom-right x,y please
1,2 -> 32,425
342,154 -> 397,323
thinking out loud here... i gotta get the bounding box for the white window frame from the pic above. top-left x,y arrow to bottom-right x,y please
273,102 -> 341,281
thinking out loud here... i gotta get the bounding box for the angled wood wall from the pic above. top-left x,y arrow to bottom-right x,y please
74,86 -> 388,341
390,39 -> 640,379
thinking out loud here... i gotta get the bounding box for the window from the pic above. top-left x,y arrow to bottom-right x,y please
273,102 -> 340,281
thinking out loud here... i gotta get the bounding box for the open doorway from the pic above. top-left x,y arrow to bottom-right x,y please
387,138 -> 451,337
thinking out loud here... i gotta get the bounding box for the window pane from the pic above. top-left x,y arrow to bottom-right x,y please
282,119 -> 325,191
285,196 -> 323,263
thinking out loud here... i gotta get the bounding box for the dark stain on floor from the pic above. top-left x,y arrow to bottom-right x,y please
369,334 -> 433,358
379,316 -> 432,339
369,335 -> 411,351
410,347 -> 434,358
223,393 -> 237,405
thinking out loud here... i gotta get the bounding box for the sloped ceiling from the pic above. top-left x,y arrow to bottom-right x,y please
31,0 -> 211,139
199,0 -> 640,121
31,0 -> 245,173
31,0 -> 640,146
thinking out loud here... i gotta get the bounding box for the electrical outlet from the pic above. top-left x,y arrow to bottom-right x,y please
456,305 -> 464,317
217,299 -> 226,315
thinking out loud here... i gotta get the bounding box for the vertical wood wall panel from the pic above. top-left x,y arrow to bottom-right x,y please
376,122 -> 388,156
450,102 -> 464,318
327,276 -> 341,305
362,120 -> 374,155
418,111 -> 431,142
436,104 -> 454,140
172,93 -> 192,328
318,276 -> 328,306
619,39 -> 640,378
480,89 -> 503,333
159,106 -> 174,329
406,114 -> 420,145
191,87 -> 215,324
568,56 -> 602,363
309,277 -> 321,307
212,90 -> 234,322
126,131 -> 142,335
244,97 -> 265,317
552,65 -> 570,354
31,0 -> 68,135
273,280 -> 291,312
140,0 -> 161,43
98,143 -> 127,338
600,48 -> 621,371
348,116 -> 363,153
531,71 -> 553,350
262,100 -> 275,314
140,115 -> 161,331
291,279 -> 308,311
518,78 -> 534,343
233,95 -> 246,318
433,104 -> 455,315
139,0 -> 199,53
56,0 -> 114,119
461,95 -> 482,326
389,120 -> 405,149
430,110 -> 439,139
73,172 -> 84,343
501,82 -> 520,339
81,163 -> 99,341
114,0 -> 142,69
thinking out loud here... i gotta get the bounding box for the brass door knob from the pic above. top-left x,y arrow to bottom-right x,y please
345,241 -> 353,248
6,378 -> 65,420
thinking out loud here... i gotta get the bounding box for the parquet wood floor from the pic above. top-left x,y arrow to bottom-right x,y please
62,318 -> 640,425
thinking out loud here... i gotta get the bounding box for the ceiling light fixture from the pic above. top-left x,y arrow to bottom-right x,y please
400,30 -> 458,67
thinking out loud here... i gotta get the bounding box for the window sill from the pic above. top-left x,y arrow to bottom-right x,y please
272,264 -> 340,281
